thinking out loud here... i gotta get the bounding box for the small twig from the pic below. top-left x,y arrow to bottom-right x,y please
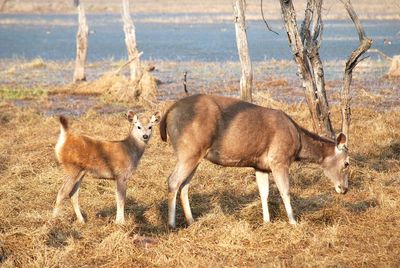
260,0 -> 279,35
368,48 -> 392,61
114,51 -> 143,75
340,0 -> 372,146
183,71 -> 189,95
354,55 -> 370,66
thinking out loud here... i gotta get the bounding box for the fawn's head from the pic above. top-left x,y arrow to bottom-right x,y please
322,133 -> 350,194
127,110 -> 161,143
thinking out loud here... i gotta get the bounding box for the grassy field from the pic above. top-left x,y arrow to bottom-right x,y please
0,77 -> 399,266
1,0 -> 399,264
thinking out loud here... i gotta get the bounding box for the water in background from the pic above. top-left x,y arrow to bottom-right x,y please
0,13 -> 399,62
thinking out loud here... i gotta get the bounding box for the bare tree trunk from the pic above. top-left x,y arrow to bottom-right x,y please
279,0 -> 333,137
73,3 -> 88,83
301,0 -> 334,137
122,0 -> 142,82
0,0 -> 9,11
340,0 -> 372,146
233,0 -> 253,102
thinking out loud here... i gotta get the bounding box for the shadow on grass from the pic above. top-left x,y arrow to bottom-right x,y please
158,186 -> 339,228
218,190 -> 259,215
343,199 -> 378,214
96,197 -> 162,234
0,241 -> 7,264
354,141 -> 400,172
47,226 -> 82,248
381,141 -> 400,160
158,193 -> 214,230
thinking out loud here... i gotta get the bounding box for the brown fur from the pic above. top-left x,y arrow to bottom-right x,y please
57,132 -> 143,179
160,94 -> 349,227
53,111 -> 160,224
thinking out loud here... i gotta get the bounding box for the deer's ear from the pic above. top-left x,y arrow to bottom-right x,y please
150,111 -> 161,124
336,133 -> 347,150
127,110 -> 137,123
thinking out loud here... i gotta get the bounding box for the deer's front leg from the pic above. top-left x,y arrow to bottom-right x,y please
115,177 -> 128,224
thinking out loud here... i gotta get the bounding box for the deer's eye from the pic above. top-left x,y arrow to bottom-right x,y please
344,162 -> 349,169
148,126 -> 152,130
137,126 -> 141,130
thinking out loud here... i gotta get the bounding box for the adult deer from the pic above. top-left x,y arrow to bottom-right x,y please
160,94 -> 349,228
53,110 -> 160,224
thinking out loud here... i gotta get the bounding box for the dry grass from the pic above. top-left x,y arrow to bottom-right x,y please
0,91 -> 399,267
57,68 -> 158,106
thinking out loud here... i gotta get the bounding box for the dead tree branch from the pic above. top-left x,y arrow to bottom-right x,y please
233,0 -> 253,102
302,0 -> 334,137
73,3 -> 88,82
183,71 -> 189,95
113,51 -> 143,75
279,0 -> 333,137
122,0 -> 142,82
0,0 -> 9,11
260,0 -> 279,35
340,0 -> 372,146
368,48 -> 392,61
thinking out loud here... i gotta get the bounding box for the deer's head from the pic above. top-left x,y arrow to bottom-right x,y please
322,133 -> 350,194
127,111 -> 161,143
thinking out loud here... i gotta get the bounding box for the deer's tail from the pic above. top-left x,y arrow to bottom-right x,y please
59,116 -> 69,131
159,109 -> 169,142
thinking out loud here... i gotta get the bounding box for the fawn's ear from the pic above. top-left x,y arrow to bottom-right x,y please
150,111 -> 161,124
127,110 -> 138,123
336,133 -> 347,150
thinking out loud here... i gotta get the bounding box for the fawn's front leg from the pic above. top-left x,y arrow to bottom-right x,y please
115,177 -> 128,224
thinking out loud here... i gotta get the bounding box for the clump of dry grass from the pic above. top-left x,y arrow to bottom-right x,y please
58,68 -> 158,106
0,94 -> 399,266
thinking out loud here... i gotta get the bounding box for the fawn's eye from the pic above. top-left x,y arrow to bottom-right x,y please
137,126 -> 141,129
148,126 -> 152,130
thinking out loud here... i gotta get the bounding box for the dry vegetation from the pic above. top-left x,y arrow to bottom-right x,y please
1,0 -> 399,265
0,89 -> 399,266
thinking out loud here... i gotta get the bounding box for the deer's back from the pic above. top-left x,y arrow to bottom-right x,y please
58,134 -> 133,179
165,94 -> 301,171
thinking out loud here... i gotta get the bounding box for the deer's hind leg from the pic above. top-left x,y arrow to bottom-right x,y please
179,166 -> 198,226
271,165 -> 296,225
168,156 -> 201,228
256,170 -> 270,223
53,166 -> 85,222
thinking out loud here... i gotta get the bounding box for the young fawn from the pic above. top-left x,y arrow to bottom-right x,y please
160,94 -> 349,228
53,111 -> 160,224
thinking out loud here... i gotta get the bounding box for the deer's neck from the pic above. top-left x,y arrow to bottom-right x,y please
124,135 -> 146,158
298,127 -> 335,164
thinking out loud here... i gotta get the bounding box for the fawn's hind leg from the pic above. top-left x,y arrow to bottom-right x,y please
179,167 -> 198,226
70,171 -> 86,223
53,166 -> 84,221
